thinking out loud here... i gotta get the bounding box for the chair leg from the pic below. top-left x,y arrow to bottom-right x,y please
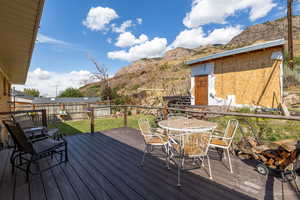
227,149 -> 233,173
199,157 -> 204,167
177,157 -> 181,187
11,154 -> 19,174
181,157 -> 185,170
165,144 -> 170,169
207,155 -> 212,180
26,159 -> 32,182
10,150 -> 17,174
19,153 -> 23,165
10,149 -> 16,165
223,149 -> 227,160
36,161 -> 41,176
65,142 -> 69,162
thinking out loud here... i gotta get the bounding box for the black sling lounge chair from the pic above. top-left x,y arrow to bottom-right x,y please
2,120 -> 68,181
11,113 -> 60,140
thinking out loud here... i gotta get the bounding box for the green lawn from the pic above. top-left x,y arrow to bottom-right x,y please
49,113 -> 300,142
209,116 -> 300,142
49,114 -> 155,136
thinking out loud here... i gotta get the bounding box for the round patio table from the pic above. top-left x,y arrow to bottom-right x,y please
158,118 -> 217,187
158,118 -> 217,134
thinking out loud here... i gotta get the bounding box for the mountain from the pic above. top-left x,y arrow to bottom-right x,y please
81,16 -> 300,106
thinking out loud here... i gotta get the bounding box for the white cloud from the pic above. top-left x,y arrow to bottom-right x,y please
14,68 -> 93,97
108,37 -> 167,62
36,34 -> 71,46
83,6 -> 119,31
115,32 -> 148,47
31,68 -> 51,80
112,20 -> 134,33
107,37 -> 112,44
136,18 -> 143,24
170,26 -> 242,49
183,0 -> 276,28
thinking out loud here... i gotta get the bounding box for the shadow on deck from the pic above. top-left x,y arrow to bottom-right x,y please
0,127 -> 299,200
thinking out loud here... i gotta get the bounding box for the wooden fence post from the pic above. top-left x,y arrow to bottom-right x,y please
41,109 -> 47,128
90,108 -> 95,133
124,106 -> 128,127
162,106 -> 168,120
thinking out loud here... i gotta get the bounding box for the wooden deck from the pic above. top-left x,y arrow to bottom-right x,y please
0,127 -> 299,200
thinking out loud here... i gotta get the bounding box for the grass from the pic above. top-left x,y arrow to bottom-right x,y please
50,113 -> 300,143
209,116 -> 300,142
49,114 -> 156,136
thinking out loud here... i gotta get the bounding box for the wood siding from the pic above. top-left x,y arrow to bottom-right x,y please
0,71 -> 11,143
212,47 -> 282,108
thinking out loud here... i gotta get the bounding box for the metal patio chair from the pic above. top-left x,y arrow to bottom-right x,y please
12,113 -> 60,140
209,119 -> 239,173
138,118 -> 170,168
171,132 -> 213,187
3,120 -> 68,181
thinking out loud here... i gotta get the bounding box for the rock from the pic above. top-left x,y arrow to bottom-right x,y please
164,47 -> 195,61
284,93 -> 300,106
228,16 -> 300,50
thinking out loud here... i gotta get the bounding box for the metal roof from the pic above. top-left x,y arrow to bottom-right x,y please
12,90 -> 34,100
186,39 -> 285,65
32,97 -> 102,104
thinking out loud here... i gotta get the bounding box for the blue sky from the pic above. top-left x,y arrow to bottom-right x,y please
16,0 -> 300,96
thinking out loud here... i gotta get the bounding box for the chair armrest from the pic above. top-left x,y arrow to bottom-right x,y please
212,129 -> 224,135
144,134 -> 162,138
24,126 -> 46,134
30,136 -> 49,143
211,135 -> 232,140
152,127 -> 165,134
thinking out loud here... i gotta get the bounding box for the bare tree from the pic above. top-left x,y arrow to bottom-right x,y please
87,54 -> 111,100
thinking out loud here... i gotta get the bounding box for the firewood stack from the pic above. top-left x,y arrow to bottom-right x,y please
236,138 -> 300,171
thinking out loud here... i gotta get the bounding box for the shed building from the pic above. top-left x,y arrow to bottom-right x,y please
186,39 -> 285,108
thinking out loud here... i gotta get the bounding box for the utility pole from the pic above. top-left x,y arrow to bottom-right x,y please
55,85 -> 59,97
287,0 -> 294,69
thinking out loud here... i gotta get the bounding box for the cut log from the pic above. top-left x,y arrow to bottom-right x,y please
236,137 -> 300,171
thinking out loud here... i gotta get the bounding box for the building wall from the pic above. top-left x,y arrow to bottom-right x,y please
191,47 -> 283,108
0,70 -> 11,144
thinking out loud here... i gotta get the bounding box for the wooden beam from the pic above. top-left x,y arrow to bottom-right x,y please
124,107 -> 128,127
287,0 -> 294,69
41,109 -> 47,128
256,60 -> 280,106
90,108 -> 94,133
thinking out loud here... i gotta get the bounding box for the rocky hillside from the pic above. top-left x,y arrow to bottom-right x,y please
228,16 -> 300,56
81,16 -> 300,106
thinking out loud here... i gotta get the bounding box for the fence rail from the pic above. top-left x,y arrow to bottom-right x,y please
88,104 -> 300,133
0,109 -> 48,127
12,103 -> 111,121
2,104 -> 300,134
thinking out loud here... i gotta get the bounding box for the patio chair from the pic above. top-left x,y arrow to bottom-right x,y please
12,113 -> 60,140
209,119 -> 239,173
2,120 -> 68,181
138,118 -> 170,168
171,132 -> 213,187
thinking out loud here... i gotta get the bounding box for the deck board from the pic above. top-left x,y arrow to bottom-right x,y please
0,150 -> 15,200
0,127 -> 299,200
89,132 -> 229,200
69,139 -> 141,200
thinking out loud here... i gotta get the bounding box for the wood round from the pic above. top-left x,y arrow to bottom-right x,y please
158,118 -> 217,133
